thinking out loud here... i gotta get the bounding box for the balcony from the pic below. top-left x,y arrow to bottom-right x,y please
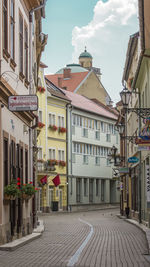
37,161 -> 56,173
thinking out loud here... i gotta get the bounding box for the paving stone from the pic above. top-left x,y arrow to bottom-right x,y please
0,209 -> 150,267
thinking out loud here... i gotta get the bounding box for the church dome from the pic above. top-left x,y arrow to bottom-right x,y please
79,47 -> 92,59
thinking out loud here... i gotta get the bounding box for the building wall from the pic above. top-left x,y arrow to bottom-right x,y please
67,106 -> 120,209
0,0 -> 41,244
37,68 -> 68,212
77,71 -> 108,105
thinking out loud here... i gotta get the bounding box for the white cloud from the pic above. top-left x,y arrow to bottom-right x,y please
72,0 -> 138,103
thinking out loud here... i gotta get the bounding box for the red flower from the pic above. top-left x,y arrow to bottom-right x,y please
30,181 -> 32,184
17,177 -> 20,181
17,182 -> 21,185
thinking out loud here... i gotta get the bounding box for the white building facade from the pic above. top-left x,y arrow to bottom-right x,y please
64,91 -> 120,211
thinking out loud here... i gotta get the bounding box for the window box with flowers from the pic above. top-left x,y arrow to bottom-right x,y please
38,122 -> 45,128
58,127 -> 66,133
37,159 -> 45,163
47,159 -> 58,166
38,87 -> 45,93
49,125 -> 57,131
21,182 -> 39,200
59,160 -> 66,167
4,180 -> 21,200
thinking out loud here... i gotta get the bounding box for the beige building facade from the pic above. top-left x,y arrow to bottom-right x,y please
0,0 -> 46,244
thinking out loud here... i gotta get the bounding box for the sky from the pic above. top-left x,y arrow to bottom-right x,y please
42,0 -> 139,104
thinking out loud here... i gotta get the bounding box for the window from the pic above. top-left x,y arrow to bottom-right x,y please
101,180 -> 104,201
19,13 -> 23,73
95,156 -> 100,165
4,137 -> 9,186
83,128 -> 88,138
72,114 -> 76,125
38,148 -> 42,160
49,148 -> 56,160
3,0 -> 8,50
49,113 -> 55,125
24,25 -> 28,80
106,158 -> 110,166
25,149 -> 28,184
101,122 -> 104,132
10,140 -> 16,181
73,142 -> 76,153
10,0 -> 15,59
58,116 -> 64,127
39,110 -> 42,122
96,179 -> 99,196
58,150 -> 65,161
84,179 -> 87,196
95,130 -> 100,140
83,155 -> 88,164
106,133 -> 111,142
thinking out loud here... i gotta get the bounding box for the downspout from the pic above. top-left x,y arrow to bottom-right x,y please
66,104 -> 73,210
29,13 -> 33,183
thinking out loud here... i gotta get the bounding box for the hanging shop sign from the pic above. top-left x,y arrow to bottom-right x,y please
146,165 -> 150,202
128,156 -> 139,163
138,146 -> 150,151
136,139 -> 150,145
139,118 -> 150,141
8,95 -> 38,111
119,167 -> 130,174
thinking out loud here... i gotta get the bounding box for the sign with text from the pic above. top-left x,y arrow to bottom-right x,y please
136,138 -> 150,145
119,167 -> 130,174
138,146 -> 150,151
128,157 -> 139,163
8,95 -> 38,111
146,165 -> 150,202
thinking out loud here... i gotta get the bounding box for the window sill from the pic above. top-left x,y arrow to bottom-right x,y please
19,72 -> 25,82
24,79 -> 30,88
10,58 -> 17,71
3,49 -> 10,62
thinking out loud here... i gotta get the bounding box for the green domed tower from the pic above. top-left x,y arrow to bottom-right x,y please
79,47 -> 93,68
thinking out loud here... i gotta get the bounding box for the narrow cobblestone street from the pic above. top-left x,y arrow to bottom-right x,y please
0,209 -> 150,267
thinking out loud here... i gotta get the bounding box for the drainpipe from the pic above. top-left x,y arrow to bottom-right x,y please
66,104 -> 73,211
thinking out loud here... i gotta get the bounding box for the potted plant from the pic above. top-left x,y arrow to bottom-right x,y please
58,127 -> 66,133
21,182 -> 38,200
4,180 -> 21,200
38,87 -> 45,93
59,160 -> 66,167
49,125 -> 57,131
38,122 -> 45,128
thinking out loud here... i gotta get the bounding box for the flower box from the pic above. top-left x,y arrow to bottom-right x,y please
38,87 -> 45,93
38,122 -> 45,128
22,193 -> 33,201
4,194 -> 16,200
49,125 -> 57,131
59,160 -> 66,167
58,127 -> 66,133
4,180 -> 21,199
37,159 -> 45,163
47,159 -> 58,166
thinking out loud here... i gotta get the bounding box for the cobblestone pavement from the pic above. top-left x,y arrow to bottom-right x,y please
0,209 -> 150,267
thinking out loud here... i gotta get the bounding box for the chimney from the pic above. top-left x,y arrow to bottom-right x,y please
58,77 -> 62,88
63,68 -> 71,79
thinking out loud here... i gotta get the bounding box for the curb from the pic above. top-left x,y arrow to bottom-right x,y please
117,214 -> 150,255
0,220 -> 44,251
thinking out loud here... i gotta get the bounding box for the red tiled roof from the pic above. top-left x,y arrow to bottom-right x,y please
45,71 -> 89,92
60,89 -> 118,120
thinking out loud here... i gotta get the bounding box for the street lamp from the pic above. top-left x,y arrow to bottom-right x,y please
119,86 -> 131,218
120,86 -> 131,107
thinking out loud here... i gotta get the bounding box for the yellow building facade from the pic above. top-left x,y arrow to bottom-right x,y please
37,64 -> 70,212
